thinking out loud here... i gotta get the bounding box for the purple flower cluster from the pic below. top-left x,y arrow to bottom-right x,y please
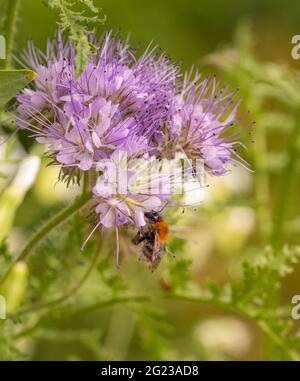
16,33 -> 177,170
15,31 -> 250,262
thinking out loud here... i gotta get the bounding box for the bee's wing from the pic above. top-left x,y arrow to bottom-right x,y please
151,232 -> 165,270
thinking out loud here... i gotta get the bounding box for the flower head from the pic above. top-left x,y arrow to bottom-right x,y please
162,73 -> 250,175
16,32 -> 179,175
91,150 -> 171,230
13,31 -> 251,268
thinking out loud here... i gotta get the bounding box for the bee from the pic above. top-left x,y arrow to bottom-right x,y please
132,211 -> 169,270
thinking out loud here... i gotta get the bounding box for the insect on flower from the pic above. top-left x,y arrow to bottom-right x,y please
132,211 -> 170,271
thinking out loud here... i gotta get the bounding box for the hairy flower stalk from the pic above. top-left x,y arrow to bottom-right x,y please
13,31 -> 251,268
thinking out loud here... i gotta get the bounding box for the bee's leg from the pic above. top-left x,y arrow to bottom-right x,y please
143,244 -> 153,256
143,244 -> 154,263
165,246 -> 176,259
132,232 -> 146,245
132,227 -> 153,245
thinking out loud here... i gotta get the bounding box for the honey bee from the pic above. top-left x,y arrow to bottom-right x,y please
132,211 -> 169,270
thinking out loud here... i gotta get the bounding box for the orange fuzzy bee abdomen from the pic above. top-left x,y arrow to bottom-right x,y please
153,219 -> 169,243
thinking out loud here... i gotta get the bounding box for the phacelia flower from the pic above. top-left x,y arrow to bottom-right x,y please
81,150 -> 177,266
91,150 -> 171,227
13,30 -> 251,268
15,32 -> 179,176
163,73 -> 250,175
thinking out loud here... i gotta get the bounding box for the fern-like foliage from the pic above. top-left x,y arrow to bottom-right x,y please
162,244 -> 300,360
43,0 -> 106,76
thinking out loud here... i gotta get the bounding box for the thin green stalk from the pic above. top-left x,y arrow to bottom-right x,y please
271,109 -> 300,251
70,295 -> 150,317
254,121 -> 272,239
82,171 -> 90,195
256,320 -> 299,361
0,191 -> 92,284
265,109 -> 300,359
14,237 -> 102,316
165,293 -> 300,361
13,295 -> 149,340
104,305 -> 135,360
3,0 -> 20,69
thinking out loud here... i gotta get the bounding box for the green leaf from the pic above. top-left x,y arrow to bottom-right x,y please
0,70 -> 36,107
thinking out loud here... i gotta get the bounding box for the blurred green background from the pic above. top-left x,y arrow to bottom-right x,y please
5,0 -> 300,67
1,0 -> 300,361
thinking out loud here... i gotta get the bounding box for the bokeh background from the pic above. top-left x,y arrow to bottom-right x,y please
1,0 -> 300,360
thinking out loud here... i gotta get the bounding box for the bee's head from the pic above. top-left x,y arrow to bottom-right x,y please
144,211 -> 161,223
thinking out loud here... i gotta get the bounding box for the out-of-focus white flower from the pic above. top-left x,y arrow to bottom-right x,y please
0,155 -> 40,243
34,164 -> 80,205
227,206 -> 255,234
0,262 -> 28,314
211,206 -> 255,256
194,316 -> 252,357
223,165 -> 253,194
204,166 -> 253,204
8,155 -> 40,194
185,228 -> 215,273
0,136 -> 25,192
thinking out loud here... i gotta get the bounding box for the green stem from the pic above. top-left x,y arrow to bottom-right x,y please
14,237 -> 101,316
13,295 -> 148,340
266,108 -> 300,358
271,109 -> 300,251
254,114 -> 272,240
256,320 -> 299,361
12,290 -> 300,360
0,191 -> 92,284
70,295 -> 149,317
165,293 -> 300,361
3,0 -> 20,69
82,171 -> 90,195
